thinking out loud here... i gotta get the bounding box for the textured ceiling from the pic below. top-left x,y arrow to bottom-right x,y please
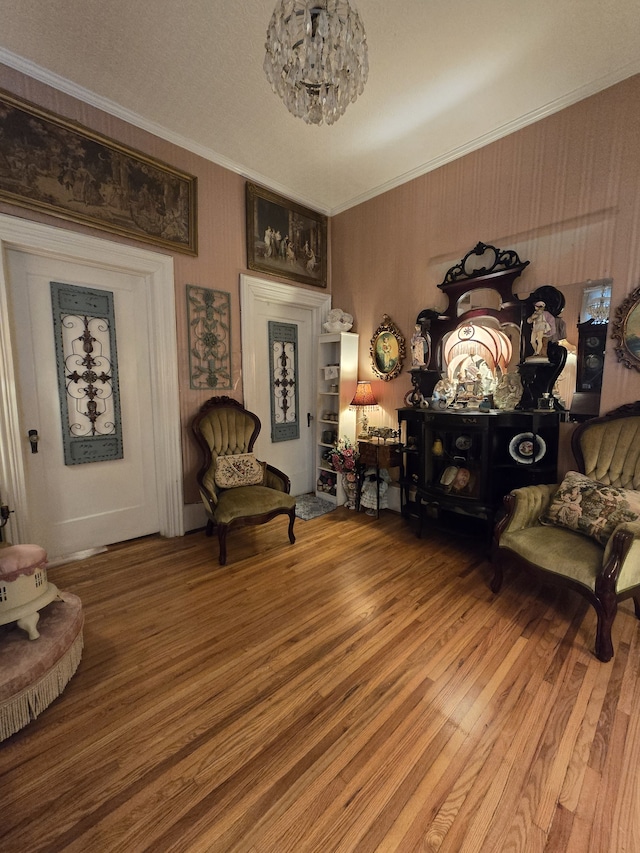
0,1 -> 639,214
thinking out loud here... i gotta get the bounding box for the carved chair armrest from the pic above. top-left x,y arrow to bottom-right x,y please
198,485 -> 218,514
264,463 -> 291,493
498,483 -> 558,536
600,520 -> 640,594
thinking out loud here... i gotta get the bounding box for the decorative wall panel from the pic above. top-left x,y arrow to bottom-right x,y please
51,281 -> 123,465
268,321 -> 299,442
186,285 -> 232,390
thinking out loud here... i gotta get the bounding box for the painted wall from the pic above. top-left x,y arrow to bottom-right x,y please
2,64 -> 640,507
331,75 -> 640,430
0,63 -> 329,504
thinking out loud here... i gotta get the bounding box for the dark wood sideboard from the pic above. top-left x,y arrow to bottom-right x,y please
398,407 -> 559,536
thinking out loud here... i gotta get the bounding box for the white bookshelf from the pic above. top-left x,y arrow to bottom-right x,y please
315,332 -> 358,504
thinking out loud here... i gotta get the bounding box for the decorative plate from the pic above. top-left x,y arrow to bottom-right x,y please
455,434 -> 472,451
508,432 -> 547,464
432,378 -> 456,408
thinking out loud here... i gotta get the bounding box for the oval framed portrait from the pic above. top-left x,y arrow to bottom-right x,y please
612,285 -> 640,371
370,314 -> 405,381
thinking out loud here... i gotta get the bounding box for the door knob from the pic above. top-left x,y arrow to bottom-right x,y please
28,429 -> 40,453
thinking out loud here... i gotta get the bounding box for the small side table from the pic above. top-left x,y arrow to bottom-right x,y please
357,440 -> 401,517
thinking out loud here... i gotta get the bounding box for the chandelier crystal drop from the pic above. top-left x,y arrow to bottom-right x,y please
264,0 -> 369,126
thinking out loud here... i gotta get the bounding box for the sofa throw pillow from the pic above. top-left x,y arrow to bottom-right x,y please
214,453 -> 266,489
540,470 -> 640,546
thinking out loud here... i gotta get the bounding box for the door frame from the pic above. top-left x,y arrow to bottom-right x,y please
240,273 -> 331,491
0,214 -> 184,545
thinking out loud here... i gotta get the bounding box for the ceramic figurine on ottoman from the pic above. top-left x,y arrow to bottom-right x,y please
0,544 -> 59,639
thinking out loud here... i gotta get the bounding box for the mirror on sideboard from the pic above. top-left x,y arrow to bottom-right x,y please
414,239 -> 611,417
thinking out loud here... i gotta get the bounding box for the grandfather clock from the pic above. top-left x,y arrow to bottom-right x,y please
576,319 -> 607,392
571,319 -> 607,421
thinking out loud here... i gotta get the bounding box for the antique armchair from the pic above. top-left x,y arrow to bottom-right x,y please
192,396 -> 296,565
492,402 -> 640,661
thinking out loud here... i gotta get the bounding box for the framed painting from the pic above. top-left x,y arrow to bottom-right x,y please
0,89 -> 197,255
246,182 -> 327,288
612,284 -> 640,371
370,314 -> 406,381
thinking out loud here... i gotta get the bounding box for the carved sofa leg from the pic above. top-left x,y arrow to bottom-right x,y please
594,596 -> 616,663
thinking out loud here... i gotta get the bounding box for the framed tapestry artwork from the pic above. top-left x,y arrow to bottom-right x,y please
0,89 -> 197,255
612,284 -> 640,371
370,314 -> 406,381
246,182 -> 327,288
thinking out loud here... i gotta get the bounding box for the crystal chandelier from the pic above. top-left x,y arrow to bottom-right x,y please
587,289 -> 611,324
264,0 -> 369,126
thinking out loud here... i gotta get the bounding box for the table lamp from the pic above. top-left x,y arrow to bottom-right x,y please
350,381 -> 378,438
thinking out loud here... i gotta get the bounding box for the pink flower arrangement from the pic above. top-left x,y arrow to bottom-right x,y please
328,437 -> 359,473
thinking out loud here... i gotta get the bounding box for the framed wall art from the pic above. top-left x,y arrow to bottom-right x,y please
50,281 -> 123,465
611,284 -> 640,371
186,285 -> 232,390
0,89 -> 197,255
246,182 -> 327,288
370,314 -> 406,381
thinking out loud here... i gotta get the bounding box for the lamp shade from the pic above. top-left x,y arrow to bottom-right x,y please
350,381 -> 377,408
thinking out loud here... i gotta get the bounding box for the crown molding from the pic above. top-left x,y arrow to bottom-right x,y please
0,47 -> 330,215
329,60 -> 640,216
1,47 -> 638,219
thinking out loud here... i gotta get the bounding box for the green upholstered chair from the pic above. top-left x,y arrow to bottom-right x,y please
192,396 -> 296,566
492,402 -> 640,661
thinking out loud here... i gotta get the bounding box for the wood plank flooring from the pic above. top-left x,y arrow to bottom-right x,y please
1,508 -> 640,852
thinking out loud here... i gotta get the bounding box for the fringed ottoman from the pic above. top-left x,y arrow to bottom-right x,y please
0,545 -> 84,741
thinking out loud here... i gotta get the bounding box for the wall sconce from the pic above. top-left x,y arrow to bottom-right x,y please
350,381 -> 378,438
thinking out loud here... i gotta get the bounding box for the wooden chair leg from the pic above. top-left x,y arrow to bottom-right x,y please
205,519 -> 214,537
490,558 -> 504,594
217,525 -> 228,566
287,509 -> 296,545
633,595 -> 640,620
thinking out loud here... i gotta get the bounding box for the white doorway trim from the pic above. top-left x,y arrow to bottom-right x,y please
240,273 -> 331,488
240,273 -> 332,399
0,214 -> 184,544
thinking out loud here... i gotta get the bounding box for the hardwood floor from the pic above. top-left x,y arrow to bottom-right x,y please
2,508 -> 639,852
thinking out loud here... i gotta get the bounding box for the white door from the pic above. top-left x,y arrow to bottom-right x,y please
241,275 -> 331,497
251,301 -> 314,496
4,249 -> 160,559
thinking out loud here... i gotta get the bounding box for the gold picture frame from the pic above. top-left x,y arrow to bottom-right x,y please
370,314 -> 406,381
0,89 -> 197,255
611,284 -> 640,371
246,182 -> 327,288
